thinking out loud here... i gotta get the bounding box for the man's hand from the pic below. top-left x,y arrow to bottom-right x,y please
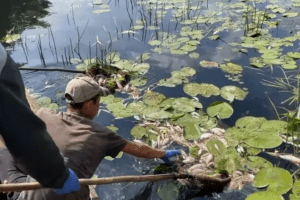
161,150 -> 181,163
54,168 -> 80,194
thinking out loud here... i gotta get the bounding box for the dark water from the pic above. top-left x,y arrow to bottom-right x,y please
2,0 -> 300,199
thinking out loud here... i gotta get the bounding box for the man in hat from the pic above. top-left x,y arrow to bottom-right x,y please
8,76 -> 181,200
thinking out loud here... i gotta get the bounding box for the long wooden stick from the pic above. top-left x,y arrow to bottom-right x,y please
0,174 -> 231,192
19,67 -> 86,73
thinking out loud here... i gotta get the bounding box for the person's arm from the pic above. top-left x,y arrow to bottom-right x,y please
122,141 -> 165,158
0,43 -> 74,189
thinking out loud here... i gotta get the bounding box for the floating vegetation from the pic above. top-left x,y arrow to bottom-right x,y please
200,60 -> 220,68
220,85 -> 248,102
220,62 -> 243,74
206,101 -> 234,119
158,67 -> 196,87
183,83 -> 220,97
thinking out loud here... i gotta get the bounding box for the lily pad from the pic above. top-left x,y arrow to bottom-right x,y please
283,12 -> 298,18
260,120 -> 288,134
130,77 -> 147,87
200,60 -> 219,68
209,35 -> 220,40
36,96 -> 52,107
106,52 -> 121,63
143,91 -> 166,106
106,125 -> 119,132
214,151 -> 243,174
190,146 -> 200,159
189,52 -> 200,59
136,53 -> 151,61
235,116 -> 267,130
127,101 -> 147,115
220,85 -> 248,102
246,156 -> 273,171
206,101 -> 234,119
70,58 -> 82,64
183,122 -> 203,140
130,126 -> 148,139
148,40 -> 161,46
220,62 -> 243,74
243,132 -> 282,149
132,63 -> 150,73
254,167 -> 293,195
157,182 -> 182,200
76,63 -> 88,71
172,97 -> 202,113
245,191 -> 284,200
183,83 -> 220,97
289,180 -> 300,200
205,139 -> 227,156
287,52 -> 300,59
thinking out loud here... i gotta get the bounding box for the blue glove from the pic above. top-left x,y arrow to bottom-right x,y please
161,150 -> 181,163
54,168 -> 80,194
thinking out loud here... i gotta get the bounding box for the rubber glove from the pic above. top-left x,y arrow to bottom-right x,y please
54,168 -> 80,194
161,150 -> 182,163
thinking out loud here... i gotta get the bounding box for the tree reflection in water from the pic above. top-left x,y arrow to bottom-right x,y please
0,0 -> 51,40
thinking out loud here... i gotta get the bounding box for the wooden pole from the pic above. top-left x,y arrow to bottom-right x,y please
0,174 -> 231,193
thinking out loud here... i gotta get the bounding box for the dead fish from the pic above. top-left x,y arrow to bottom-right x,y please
202,153 -> 214,164
232,171 -> 243,179
187,164 -> 206,173
183,156 -> 195,164
200,133 -> 213,140
190,169 -> 205,175
207,162 -> 214,168
162,137 -> 170,146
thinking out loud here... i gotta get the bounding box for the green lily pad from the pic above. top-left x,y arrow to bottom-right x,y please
144,109 -> 173,120
106,125 -> 119,132
220,85 -> 248,102
143,91 -> 166,106
131,25 -> 144,30
148,40 -> 162,46
190,145 -> 200,159
206,101 -> 234,119
209,35 -> 220,40
246,156 -> 273,171
106,52 -> 121,63
147,26 -> 160,30
179,67 -> 196,77
132,63 -> 150,73
104,151 -> 123,161
180,45 -> 197,52
283,12 -> 298,18
200,60 -> 219,68
243,132 -> 282,149
183,122 -> 202,140
172,97 -> 202,113
260,120 -> 288,134
47,103 -> 58,111
130,77 -> 147,87
205,139 -> 227,156
289,180 -> 300,200
157,182 -> 182,200
245,191 -> 284,200
76,63 -> 88,71
189,52 -> 200,59
158,77 -> 182,87
214,151 -> 243,174
183,83 -> 220,97
136,53 -> 151,61
92,9 -> 111,14
220,62 -> 243,74
130,126 -> 148,139
235,116 -> 267,130
36,96 -> 52,107
287,52 -> 300,59
254,167 -> 293,195
127,101 -> 147,115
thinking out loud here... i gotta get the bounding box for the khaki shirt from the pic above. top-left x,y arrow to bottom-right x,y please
17,108 -> 127,200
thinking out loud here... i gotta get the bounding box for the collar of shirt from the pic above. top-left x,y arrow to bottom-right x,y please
0,43 -> 7,74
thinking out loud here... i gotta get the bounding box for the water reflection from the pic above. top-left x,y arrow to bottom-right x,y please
0,0 -> 51,39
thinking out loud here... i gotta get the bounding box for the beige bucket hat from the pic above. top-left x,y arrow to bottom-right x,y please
65,76 -> 101,103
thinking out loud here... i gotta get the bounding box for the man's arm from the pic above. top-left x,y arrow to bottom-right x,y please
122,141 -> 165,158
